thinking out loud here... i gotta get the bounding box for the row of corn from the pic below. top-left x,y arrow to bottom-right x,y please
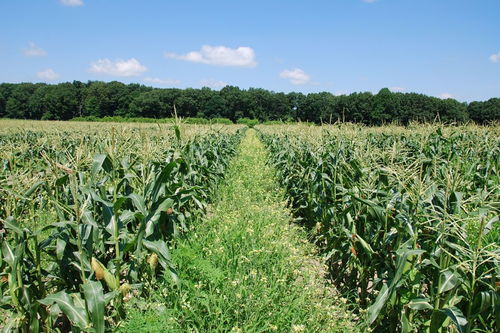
259,125 -> 499,332
0,125 -> 244,331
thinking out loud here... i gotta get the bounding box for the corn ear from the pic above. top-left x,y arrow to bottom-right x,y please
91,257 -> 119,290
147,253 -> 158,271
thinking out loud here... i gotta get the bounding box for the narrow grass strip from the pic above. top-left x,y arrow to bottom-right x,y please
121,129 -> 358,332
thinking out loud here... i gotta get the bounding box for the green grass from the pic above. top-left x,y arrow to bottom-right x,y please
120,129 -> 358,332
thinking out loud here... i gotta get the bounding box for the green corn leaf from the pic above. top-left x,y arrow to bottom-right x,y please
438,269 -> 461,294
72,291 -> 86,312
174,125 -> 181,142
120,210 -> 136,224
56,235 -> 67,261
145,198 -> 173,238
3,217 -> 23,235
355,233 -> 374,256
81,210 -> 98,228
440,307 -> 467,333
23,180 -> 46,198
89,190 -> 114,209
91,154 -> 113,178
2,241 -> 15,268
408,298 -> 434,310
29,306 -> 40,333
149,161 -> 177,202
128,193 -> 147,215
367,283 -> 390,325
448,191 -> 463,214
113,196 -> 128,212
55,174 -> 69,186
82,281 -> 105,333
394,244 -> 424,283
105,215 -> 118,240
396,213 -> 415,238
475,291 -> 494,313
401,310 -> 411,333
143,239 -> 179,285
73,250 -> 91,274
352,196 -> 386,222
484,215 -> 498,234
103,290 -> 121,304
39,291 -> 90,330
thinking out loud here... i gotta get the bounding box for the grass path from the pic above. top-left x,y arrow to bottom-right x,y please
121,129 -> 357,332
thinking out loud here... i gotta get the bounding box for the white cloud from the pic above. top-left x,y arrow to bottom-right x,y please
165,45 -> 257,67
489,52 -> 500,63
438,93 -> 454,99
199,79 -> 228,89
390,87 -> 406,92
23,42 -> 46,57
60,0 -> 83,6
89,58 -> 147,77
37,69 -> 59,81
143,77 -> 181,86
279,68 -> 311,85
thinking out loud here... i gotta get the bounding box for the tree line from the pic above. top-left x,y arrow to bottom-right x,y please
0,81 -> 498,124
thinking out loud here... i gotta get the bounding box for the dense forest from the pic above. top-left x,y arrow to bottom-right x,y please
0,81 -> 498,124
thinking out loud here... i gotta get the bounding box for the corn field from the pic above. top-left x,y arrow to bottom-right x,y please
0,120 -> 244,331
1,120 -> 498,332
258,123 -> 499,332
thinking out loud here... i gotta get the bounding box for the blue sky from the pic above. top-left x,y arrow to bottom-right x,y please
1,0 -> 499,101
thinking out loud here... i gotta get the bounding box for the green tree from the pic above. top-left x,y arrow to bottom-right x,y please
247,88 -> 274,121
5,83 -> 42,118
0,81 -> 497,123
468,98 -> 500,123
204,94 -> 227,119
0,91 -> 5,117
287,92 -> 306,120
438,98 -> 468,123
371,88 -> 396,124
129,90 -> 166,118
299,92 -> 337,123
345,92 -> 374,123
82,81 -> 133,117
29,83 -> 79,120
0,83 -> 15,117
176,88 -> 201,118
